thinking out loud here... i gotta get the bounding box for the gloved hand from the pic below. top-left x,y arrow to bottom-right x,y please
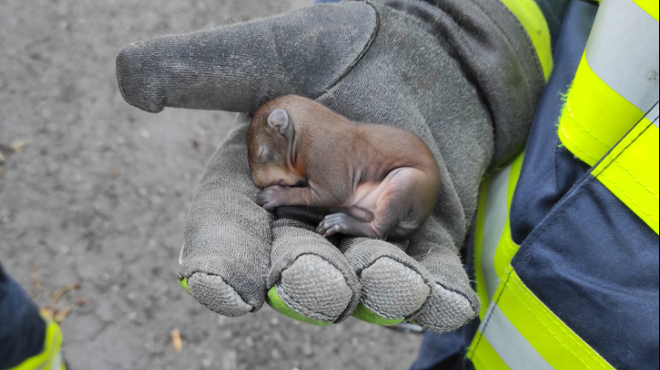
116,0 -> 544,331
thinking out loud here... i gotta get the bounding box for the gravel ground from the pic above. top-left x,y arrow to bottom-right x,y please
0,1 -> 423,369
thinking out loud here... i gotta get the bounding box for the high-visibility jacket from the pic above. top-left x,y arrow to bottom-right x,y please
465,0 -> 659,369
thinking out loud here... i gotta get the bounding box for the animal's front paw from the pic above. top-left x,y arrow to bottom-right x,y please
256,185 -> 287,211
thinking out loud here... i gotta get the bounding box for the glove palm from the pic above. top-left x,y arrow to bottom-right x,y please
117,0 -> 544,331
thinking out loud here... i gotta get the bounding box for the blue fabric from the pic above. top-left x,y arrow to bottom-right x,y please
0,262 -> 46,369
509,0 -> 596,245
513,173 -> 659,370
412,328 -> 477,370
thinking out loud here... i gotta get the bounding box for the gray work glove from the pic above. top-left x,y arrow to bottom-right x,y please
116,0 -> 544,331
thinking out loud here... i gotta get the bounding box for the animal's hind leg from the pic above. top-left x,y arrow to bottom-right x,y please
386,226 -> 416,241
317,212 -> 378,238
368,167 -> 435,240
318,168 -> 433,240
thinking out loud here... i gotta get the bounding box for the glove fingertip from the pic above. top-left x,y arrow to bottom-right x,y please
116,42 -> 165,113
185,272 -> 256,317
352,303 -> 405,326
266,287 -> 333,327
178,276 -> 191,295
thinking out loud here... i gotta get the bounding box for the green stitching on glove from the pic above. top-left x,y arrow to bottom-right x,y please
266,287 -> 332,327
352,303 -> 404,326
179,277 -> 190,295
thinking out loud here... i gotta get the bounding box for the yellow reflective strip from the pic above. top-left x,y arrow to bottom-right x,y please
470,288 -> 554,369
559,0 -> 659,166
499,0 -> 553,80
592,114 -> 659,234
558,54 -> 644,166
498,268 -> 616,370
468,332 -> 511,370
633,0 -> 659,21
493,154 -> 524,279
473,179 -> 491,319
8,314 -> 62,370
484,304 -> 556,369
585,0 -> 659,111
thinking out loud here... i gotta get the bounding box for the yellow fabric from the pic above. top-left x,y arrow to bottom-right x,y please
558,54 -> 645,166
494,268 -> 616,370
468,332 -> 511,370
499,0 -> 553,80
8,313 -> 64,370
592,120 -> 659,234
633,0 -> 659,21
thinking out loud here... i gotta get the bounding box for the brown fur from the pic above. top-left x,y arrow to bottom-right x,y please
247,95 -> 440,240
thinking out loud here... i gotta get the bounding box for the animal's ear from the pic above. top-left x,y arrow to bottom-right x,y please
267,109 -> 289,135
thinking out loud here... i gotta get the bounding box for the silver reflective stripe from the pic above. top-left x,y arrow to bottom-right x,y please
646,103 -> 659,128
480,303 -> 555,370
586,0 -> 659,111
49,351 -> 63,370
482,165 -> 511,300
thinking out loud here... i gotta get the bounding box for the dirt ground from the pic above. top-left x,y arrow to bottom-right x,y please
0,1 -> 423,369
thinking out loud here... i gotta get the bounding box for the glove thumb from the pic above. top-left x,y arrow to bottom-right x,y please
116,2 -> 377,114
